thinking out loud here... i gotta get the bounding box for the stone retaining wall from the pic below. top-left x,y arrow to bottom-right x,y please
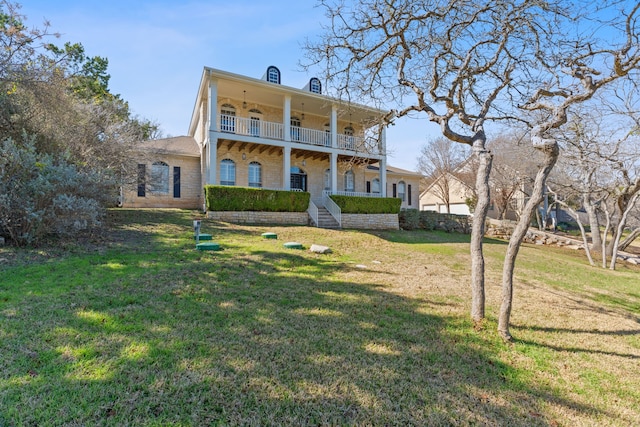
207,211 -> 309,225
341,214 -> 399,230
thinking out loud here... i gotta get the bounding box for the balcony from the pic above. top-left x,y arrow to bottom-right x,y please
218,114 -> 381,155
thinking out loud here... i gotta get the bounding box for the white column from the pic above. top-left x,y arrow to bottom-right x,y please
207,78 -> 218,185
330,152 -> 338,194
330,105 -> 338,148
283,95 -> 291,142
283,146 -> 291,190
379,126 -> 387,197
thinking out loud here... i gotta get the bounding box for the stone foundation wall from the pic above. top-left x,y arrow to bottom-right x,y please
341,214 -> 399,230
207,211 -> 309,225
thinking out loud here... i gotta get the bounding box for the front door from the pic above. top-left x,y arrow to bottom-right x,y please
290,167 -> 307,191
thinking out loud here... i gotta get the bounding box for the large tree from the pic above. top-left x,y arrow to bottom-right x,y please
0,1 -> 157,245
497,3 -> 640,339
305,0 -> 571,326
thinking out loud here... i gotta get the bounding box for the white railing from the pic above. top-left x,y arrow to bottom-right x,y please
290,126 -> 331,147
219,114 -> 381,154
308,200 -> 319,227
331,190 -> 384,198
322,192 -> 342,228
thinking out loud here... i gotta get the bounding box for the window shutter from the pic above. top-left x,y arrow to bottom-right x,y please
408,184 -> 412,205
173,166 -> 181,198
392,183 -> 397,198
137,164 -> 146,197
366,181 -> 371,193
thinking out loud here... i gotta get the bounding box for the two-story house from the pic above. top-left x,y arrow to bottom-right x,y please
121,66 -> 420,225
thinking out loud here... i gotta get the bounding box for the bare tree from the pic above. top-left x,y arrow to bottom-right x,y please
417,137 -> 470,213
305,0 -> 566,327
497,3 -> 640,340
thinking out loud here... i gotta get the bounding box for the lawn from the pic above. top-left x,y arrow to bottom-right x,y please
1,209 -> 639,426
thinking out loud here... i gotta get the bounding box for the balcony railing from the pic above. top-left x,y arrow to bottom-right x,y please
219,114 -> 380,154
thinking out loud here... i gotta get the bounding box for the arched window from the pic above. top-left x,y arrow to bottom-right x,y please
150,161 -> 169,194
398,181 -> 406,202
248,162 -> 262,187
344,169 -> 355,192
220,159 -> 236,186
290,116 -> 301,141
324,169 -> 331,190
221,104 -> 236,133
372,178 -> 380,194
309,77 -> 322,94
249,108 -> 262,136
266,66 -> 281,84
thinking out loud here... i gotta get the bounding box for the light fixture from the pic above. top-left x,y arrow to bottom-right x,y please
242,153 -> 246,160
301,102 -> 305,120
242,90 -> 247,109
302,159 -> 306,166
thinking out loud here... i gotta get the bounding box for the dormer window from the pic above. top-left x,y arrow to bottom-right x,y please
266,66 -> 281,84
309,77 -> 322,94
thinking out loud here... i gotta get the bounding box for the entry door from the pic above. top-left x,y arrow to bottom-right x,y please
290,173 -> 307,191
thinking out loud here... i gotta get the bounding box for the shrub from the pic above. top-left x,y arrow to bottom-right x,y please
399,209 -> 421,230
205,186 -> 310,212
398,210 -> 471,233
330,195 -> 401,214
0,135 -> 113,246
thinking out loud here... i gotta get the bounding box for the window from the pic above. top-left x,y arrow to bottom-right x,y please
372,178 -> 380,194
309,77 -> 322,94
249,109 -> 262,136
266,66 -> 281,84
220,159 -> 236,186
150,161 -> 169,194
221,104 -> 236,133
173,167 -> 181,198
248,162 -> 262,187
344,169 -> 355,192
290,116 -> 301,141
398,181 -> 406,202
137,164 -> 146,197
324,169 -> 331,190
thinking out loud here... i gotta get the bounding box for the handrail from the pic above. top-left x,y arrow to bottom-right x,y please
308,200 -> 319,227
331,190 -> 384,198
322,192 -> 342,228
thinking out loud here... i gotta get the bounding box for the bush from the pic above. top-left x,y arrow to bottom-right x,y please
330,195 -> 401,214
398,210 -> 471,233
205,186 -> 310,212
0,135 -> 113,246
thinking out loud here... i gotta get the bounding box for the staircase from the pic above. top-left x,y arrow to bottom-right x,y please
315,206 -> 340,229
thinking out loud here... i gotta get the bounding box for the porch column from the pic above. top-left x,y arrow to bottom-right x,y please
283,145 -> 291,190
330,152 -> 338,194
207,77 -> 218,185
330,105 -> 338,148
283,95 -> 291,142
379,126 -> 387,197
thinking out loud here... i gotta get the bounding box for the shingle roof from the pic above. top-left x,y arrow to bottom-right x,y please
137,136 -> 200,157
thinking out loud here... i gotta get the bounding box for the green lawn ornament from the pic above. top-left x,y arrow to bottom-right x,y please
261,232 -> 278,239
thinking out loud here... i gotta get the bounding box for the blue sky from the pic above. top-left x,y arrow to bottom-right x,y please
17,0 -> 434,171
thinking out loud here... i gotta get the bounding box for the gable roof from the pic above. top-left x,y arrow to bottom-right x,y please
136,136 -> 200,157
367,162 -> 421,177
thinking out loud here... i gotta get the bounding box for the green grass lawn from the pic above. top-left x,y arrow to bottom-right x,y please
1,209 -> 638,426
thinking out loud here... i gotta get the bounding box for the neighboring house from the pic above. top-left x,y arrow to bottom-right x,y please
122,65 -> 420,221
420,172 -> 474,215
419,170 -> 526,220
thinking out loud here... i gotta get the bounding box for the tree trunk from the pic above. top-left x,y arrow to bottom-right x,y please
498,144 -> 559,341
583,195 -> 602,250
470,149 -> 492,327
609,192 -> 640,270
618,227 -> 640,252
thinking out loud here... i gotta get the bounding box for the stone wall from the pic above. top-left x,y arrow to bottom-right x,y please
341,214 -> 399,230
207,211 -> 309,225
